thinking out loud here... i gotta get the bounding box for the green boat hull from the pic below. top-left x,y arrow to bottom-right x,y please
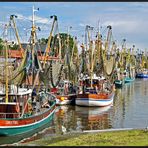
0,108 -> 55,136
124,77 -> 135,83
114,80 -> 124,88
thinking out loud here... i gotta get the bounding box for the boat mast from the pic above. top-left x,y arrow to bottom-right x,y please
97,21 -> 102,67
4,24 -> 9,103
87,26 -> 94,88
32,5 -> 36,50
58,26 -> 62,61
65,26 -> 72,80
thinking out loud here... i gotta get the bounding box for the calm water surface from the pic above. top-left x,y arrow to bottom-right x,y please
0,79 -> 148,145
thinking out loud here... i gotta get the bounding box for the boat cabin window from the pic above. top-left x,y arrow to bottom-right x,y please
83,79 -> 99,86
85,88 -> 97,94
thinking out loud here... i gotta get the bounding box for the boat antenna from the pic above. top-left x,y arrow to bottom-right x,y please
31,5 -> 39,87
32,5 -> 39,46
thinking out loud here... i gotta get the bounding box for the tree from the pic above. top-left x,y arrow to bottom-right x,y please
0,38 -> 4,56
38,33 -> 77,59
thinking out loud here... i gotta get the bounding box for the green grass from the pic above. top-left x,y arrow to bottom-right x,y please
21,129 -> 148,146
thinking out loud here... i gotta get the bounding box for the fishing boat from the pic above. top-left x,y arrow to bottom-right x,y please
0,88 -> 56,136
124,46 -> 136,83
0,47 -> 57,136
124,69 -> 135,83
55,80 -> 77,105
39,16 -> 78,105
124,77 -> 135,83
114,40 -> 126,89
135,48 -> 148,78
136,69 -> 148,78
136,73 -> 148,78
76,76 -> 115,107
54,28 -> 79,105
114,79 -> 124,88
76,25 -> 115,107
0,6 -> 57,136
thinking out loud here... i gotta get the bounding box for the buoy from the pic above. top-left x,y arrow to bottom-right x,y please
60,97 -> 65,101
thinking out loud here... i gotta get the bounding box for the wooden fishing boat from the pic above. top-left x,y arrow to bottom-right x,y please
76,76 -> 115,107
0,89 -> 56,136
76,25 -> 115,107
39,16 -> 79,106
0,7 -> 57,136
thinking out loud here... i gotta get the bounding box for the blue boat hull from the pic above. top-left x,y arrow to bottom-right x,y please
136,74 -> 148,78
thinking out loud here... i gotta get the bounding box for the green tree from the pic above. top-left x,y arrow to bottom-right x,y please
9,43 -> 19,50
0,38 -> 4,56
38,33 -> 77,59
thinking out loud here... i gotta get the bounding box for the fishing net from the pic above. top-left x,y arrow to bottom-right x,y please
103,56 -> 115,76
50,60 -> 63,88
0,50 -> 27,85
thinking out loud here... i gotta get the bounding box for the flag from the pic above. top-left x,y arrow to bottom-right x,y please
33,7 -> 39,12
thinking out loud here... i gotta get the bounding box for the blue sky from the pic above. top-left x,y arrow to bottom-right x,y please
0,2 -> 148,51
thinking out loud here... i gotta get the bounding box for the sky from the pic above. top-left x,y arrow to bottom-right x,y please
0,2 -> 148,52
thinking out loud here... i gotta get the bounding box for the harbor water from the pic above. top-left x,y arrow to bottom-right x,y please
0,78 -> 148,145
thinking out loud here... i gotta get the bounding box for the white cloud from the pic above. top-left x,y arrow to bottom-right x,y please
16,13 -> 52,24
102,20 -> 140,34
79,23 -> 86,27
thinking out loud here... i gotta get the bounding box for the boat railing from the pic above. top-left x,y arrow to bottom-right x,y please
0,112 -> 21,119
46,92 -> 57,100
0,97 -> 17,103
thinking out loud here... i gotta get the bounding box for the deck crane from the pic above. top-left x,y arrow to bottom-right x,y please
104,25 -> 112,54
43,15 -> 58,69
10,15 -> 22,50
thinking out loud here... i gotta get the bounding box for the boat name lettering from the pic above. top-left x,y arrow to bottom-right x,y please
6,121 -> 18,125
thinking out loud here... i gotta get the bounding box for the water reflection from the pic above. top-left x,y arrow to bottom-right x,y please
75,106 -> 112,130
112,79 -> 148,128
54,105 -> 113,133
54,106 -> 78,134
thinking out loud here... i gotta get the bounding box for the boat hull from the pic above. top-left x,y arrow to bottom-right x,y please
56,94 -> 76,105
136,74 -> 148,78
0,103 -> 56,136
114,80 -> 124,88
76,92 -> 114,107
124,77 -> 135,83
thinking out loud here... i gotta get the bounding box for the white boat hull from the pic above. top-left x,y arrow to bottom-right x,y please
76,93 -> 114,107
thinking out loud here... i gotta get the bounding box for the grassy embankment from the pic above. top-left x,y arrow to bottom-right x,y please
21,129 -> 148,146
